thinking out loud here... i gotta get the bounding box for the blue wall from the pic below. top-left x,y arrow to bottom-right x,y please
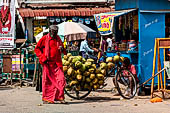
115,0 -> 139,10
115,0 -> 170,11
139,0 -> 170,10
138,13 -> 165,84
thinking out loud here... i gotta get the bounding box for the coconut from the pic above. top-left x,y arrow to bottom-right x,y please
100,69 -> 106,76
80,64 -> 86,72
68,56 -> 74,62
67,53 -> 72,58
69,80 -> 78,86
90,82 -> 93,87
113,55 -> 120,63
62,59 -> 67,65
67,67 -> 74,76
63,55 -> 68,60
90,74 -> 95,80
100,62 -> 107,69
92,78 -> 98,84
95,68 -> 101,74
106,57 -> 113,62
83,71 -> 90,76
93,84 -> 99,90
107,62 -> 115,69
97,74 -> 104,80
64,61 -> 70,66
75,61 -> 82,68
63,66 -> 68,73
76,70 -> 81,75
72,57 -> 79,64
88,68 -> 95,73
86,77 -> 91,82
87,59 -> 94,62
76,75 -> 82,81
82,58 -> 86,63
120,57 -> 124,63
98,80 -> 104,85
92,64 -> 96,69
85,61 -> 92,68
76,56 -> 82,61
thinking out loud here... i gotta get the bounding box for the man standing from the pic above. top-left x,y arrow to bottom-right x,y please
106,37 -> 113,51
35,25 -> 67,104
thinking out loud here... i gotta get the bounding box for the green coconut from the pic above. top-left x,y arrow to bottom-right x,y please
80,64 -> 86,72
113,55 -> 120,63
63,55 -> 68,60
96,74 -> 104,80
88,68 -> 95,73
75,61 -> 82,68
87,59 -> 94,62
67,53 -> 72,58
100,62 -> 107,69
106,57 -> 113,62
85,61 -> 92,68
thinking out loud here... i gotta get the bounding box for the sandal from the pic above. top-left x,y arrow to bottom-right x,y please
55,100 -> 68,104
43,101 -> 54,104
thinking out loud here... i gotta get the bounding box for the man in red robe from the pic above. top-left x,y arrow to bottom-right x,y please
0,1 -> 11,34
35,25 -> 67,104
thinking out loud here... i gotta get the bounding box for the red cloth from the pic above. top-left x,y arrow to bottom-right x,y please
0,6 -> 11,34
128,64 -> 139,82
35,33 -> 67,102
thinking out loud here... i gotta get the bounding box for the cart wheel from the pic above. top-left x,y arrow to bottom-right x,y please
114,69 -> 137,99
64,76 -> 91,100
64,85 -> 91,100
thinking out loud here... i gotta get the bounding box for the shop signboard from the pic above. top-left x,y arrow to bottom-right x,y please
94,13 -> 115,35
0,0 -> 15,49
94,9 -> 136,35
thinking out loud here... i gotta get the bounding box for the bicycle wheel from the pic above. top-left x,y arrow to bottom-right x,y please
64,77 -> 91,100
115,69 -> 137,99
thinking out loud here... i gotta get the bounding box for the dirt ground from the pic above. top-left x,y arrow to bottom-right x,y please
0,78 -> 170,113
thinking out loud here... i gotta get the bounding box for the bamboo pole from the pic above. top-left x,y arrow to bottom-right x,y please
151,39 -> 157,98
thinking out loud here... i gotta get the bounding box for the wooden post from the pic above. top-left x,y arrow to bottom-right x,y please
157,39 -> 160,91
151,39 -> 157,98
164,48 -> 166,90
97,36 -> 103,62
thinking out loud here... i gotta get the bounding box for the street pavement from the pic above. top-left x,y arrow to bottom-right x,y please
0,78 -> 170,113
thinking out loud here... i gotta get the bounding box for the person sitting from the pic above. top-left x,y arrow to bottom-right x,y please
71,41 -> 79,51
80,37 -> 98,59
112,57 -> 139,96
122,57 -> 139,96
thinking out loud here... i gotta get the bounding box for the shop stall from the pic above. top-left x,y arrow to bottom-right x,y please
94,0 -> 170,86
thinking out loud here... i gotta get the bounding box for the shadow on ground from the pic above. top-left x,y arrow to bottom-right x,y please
0,86 -> 13,91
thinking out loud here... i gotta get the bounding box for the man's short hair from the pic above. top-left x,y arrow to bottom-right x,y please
49,25 -> 58,31
123,57 -> 130,66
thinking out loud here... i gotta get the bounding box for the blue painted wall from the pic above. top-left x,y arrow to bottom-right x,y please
139,0 -> 170,10
138,13 -> 165,84
115,0 -> 170,11
115,0 -> 139,10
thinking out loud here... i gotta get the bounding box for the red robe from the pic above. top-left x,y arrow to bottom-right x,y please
0,6 -> 11,34
35,33 -> 67,103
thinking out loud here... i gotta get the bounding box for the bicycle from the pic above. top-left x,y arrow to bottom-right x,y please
64,52 -> 137,100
